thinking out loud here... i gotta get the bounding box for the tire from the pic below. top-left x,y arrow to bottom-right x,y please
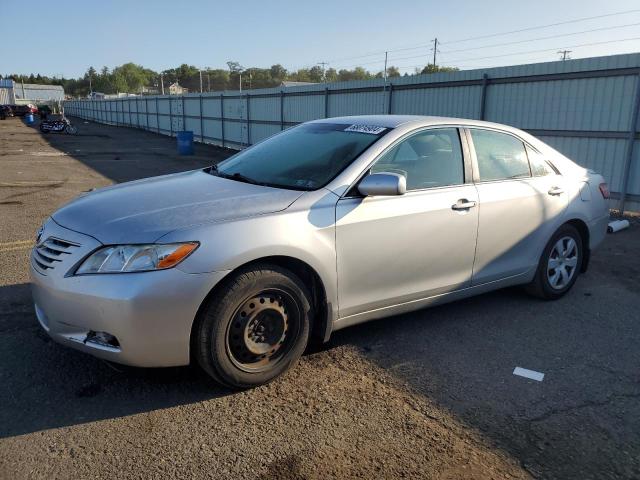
65,125 -> 78,135
525,224 -> 583,300
39,125 -> 50,133
196,264 -> 312,389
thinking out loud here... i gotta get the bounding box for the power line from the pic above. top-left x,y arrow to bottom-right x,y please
330,22 -> 640,71
440,22 -> 640,54
442,36 -> 640,64
323,8 -> 640,65
381,36 -> 640,70
443,8 -> 640,44
385,36 -> 640,71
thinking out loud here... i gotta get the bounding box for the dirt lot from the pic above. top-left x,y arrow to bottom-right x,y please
1,117 -> 639,480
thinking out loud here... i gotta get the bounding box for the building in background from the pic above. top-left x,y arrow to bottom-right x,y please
168,82 -> 187,95
0,79 -> 65,104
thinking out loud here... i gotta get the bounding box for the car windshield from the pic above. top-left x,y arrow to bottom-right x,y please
214,123 -> 390,190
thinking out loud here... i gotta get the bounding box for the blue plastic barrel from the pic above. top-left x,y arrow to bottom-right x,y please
25,113 -> 34,125
176,131 -> 194,155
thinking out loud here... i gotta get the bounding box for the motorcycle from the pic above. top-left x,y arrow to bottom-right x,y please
39,117 -> 78,135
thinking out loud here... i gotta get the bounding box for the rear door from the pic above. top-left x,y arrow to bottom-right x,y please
466,128 -> 568,285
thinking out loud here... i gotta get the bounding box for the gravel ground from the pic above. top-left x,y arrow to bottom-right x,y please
1,118 -> 638,479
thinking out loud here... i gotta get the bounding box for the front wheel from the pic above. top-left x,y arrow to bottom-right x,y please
525,224 -> 583,300
65,125 -> 78,135
195,264 -> 312,389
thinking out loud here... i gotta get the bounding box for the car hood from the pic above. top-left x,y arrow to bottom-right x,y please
52,169 -> 304,244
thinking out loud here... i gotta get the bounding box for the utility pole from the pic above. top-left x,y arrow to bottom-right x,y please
160,74 -> 165,95
432,38 -> 439,68
383,52 -> 388,83
558,50 -> 572,61
382,51 -> 388,114
239,71 -> 242,93
199,70 -> 203,93
318,61 -> 328,82
207,72 -> 211,92
88,70 -> 93,96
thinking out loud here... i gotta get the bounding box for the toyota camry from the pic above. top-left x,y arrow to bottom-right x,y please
31,115 -> 610,388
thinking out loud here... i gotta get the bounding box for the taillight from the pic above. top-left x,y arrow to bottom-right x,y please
599,183 -> 610,199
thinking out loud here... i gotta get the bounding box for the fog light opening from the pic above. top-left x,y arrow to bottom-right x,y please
85,330 -> 120,349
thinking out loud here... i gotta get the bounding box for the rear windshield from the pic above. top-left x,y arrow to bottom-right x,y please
216,123 -> 390,190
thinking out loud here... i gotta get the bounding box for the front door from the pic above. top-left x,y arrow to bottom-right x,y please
335,127 -> 479,319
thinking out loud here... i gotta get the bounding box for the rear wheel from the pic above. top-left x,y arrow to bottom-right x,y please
196,264 -> 312,389
525,224 -> 583,300
65,124 -> 78,135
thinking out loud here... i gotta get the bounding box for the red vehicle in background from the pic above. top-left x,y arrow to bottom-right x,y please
12,104 -> 38,116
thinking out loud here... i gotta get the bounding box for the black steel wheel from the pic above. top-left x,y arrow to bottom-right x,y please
196,264 -> 312,389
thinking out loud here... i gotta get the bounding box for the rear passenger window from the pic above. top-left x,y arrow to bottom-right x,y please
470,129 -> 530,182
526,145 -> 555,177
372,128 -> 464,190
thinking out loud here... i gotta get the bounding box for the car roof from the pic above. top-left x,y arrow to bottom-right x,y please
309,114 -> 519,132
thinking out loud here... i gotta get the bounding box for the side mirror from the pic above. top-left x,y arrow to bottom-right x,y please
357,172 -> 406,196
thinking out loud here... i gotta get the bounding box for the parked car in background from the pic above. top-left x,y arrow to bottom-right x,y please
0,105 -> 14,119
11,104 -> 38,116
31,115 -> 610,388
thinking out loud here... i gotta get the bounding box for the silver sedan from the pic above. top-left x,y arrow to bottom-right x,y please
31,115 -> 610,388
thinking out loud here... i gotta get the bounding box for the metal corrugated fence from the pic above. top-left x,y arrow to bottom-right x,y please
64,53 -> 640,212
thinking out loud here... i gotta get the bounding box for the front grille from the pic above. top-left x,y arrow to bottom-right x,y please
33,237 -> 79,273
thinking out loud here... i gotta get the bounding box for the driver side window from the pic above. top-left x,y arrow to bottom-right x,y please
371,128 -> 464,190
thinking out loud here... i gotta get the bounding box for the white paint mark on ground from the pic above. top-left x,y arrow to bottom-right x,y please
513,367 -> 545,382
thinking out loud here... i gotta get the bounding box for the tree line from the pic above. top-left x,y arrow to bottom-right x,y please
2,62 -> 458,97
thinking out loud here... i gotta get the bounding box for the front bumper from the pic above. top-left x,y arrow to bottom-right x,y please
30,219 -> 229,367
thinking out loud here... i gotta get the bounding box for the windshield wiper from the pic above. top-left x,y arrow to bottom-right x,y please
211,166 -> 263,186
227,172 -> 262,185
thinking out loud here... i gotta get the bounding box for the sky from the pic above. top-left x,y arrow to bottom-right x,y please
1,0 -> 640,78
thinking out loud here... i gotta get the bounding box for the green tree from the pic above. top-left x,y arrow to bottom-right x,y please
269,64 -> 288,84
324,68 -> 338,83
420,64 -> 459,75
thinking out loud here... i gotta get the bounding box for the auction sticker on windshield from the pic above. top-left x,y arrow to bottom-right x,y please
344,124 -> 387,135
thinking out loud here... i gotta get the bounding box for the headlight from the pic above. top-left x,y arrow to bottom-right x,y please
76,242 -> 199,274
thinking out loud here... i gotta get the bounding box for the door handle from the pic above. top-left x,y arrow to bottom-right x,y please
548,186 -> 564,196
451,199 -> 477,210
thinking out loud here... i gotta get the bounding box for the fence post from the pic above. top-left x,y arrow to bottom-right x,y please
220,94 -> 225,148
181,95 -> 186,133
246,94 -> 251,146
199,94 -> 204,143
480,73 -> 489,120
155,97 -> 160,134
280,90 -> 285,130
387,84 -> 394,114
619,72 -> 640,213
324,87 -> 329,118
169,97 -> 173,137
